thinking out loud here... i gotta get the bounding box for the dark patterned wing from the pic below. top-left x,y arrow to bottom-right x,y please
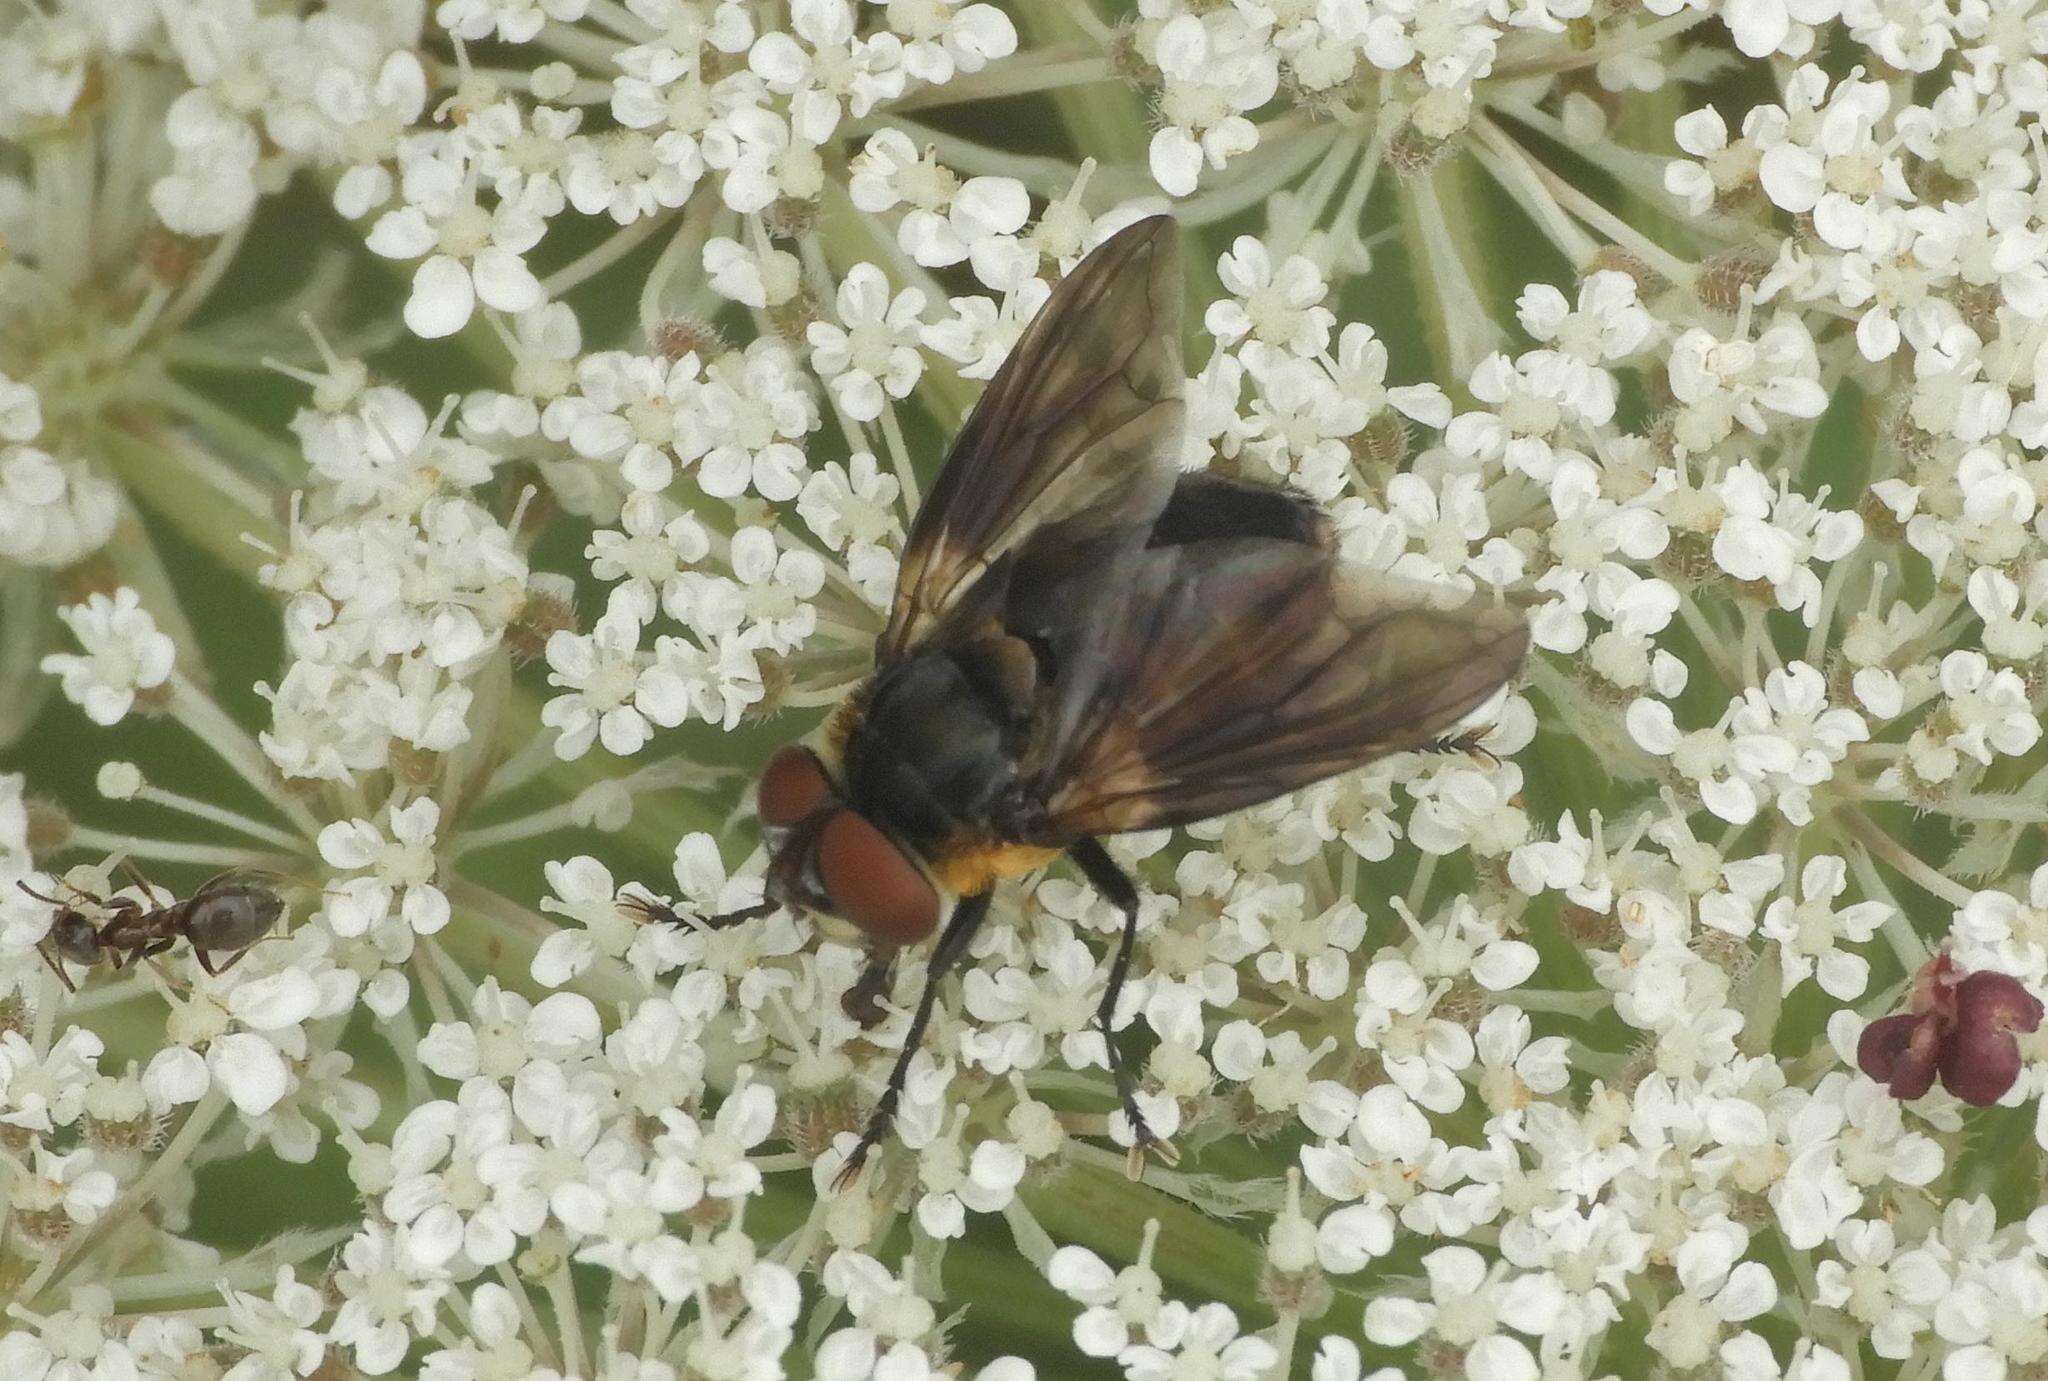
878,216 -> 1184,664
1016,540 -> 1530,840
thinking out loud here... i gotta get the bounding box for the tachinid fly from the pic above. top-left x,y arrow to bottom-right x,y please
669,215 -> 1530,1186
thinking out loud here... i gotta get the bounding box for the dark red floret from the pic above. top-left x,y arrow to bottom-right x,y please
1937,971 -> 2045,1107
1858,956 -> 2044,1108
1857,1012 -> 1942,1100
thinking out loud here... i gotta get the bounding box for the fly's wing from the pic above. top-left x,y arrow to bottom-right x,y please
877,215 -> 1184,664
1019,541 -> 1530,840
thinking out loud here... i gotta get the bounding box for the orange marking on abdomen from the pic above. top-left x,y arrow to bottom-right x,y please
929,839 -> 1062,897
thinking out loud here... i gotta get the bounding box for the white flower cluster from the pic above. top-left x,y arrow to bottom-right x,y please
7,0 -> 2048,1374
334,0 -> 1017,340
254,380 -> 537,784
0,374 -> 118,569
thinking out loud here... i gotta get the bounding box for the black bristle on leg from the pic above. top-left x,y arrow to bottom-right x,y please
832,890 -> 993,1190
1068,838 -> 1179,1176
623,895 -> 775,931
1420,727 -> 1498,767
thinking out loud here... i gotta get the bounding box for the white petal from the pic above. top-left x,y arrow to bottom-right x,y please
1758,145 -> 1824,213
473,245 -> 544,313
1362,1296 -> 1431,1346
228,971 -> 322,1030
405,256 -> 477,338
211,1032 -> 291,1115
1149,127 -> 1202,198
144,1047 -> 211,1107
365,205 -> 438,260
1723,0 -> 1790,56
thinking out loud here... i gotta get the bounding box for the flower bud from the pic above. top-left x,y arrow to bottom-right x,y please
95,762 -> 143,800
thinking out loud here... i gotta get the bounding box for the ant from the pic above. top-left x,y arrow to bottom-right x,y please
19,865 -> 286,992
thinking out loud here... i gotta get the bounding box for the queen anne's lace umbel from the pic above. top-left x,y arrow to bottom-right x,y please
3,0 -> 2048,1376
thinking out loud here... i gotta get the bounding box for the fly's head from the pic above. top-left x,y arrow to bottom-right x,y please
755,744 -> 939,947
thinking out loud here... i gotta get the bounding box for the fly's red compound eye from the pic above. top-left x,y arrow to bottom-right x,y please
758,745 -> 833,828
816,809 -> 939,945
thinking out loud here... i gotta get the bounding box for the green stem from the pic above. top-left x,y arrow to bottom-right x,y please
1012,2 -> 1149,167
876,47 -> 1113,116
542,207 -> 677,298
1020,1160 -> 1269,1322
1401,166 -> 1504,386
165,674 -> 324,840
1488,11 -> 1712,80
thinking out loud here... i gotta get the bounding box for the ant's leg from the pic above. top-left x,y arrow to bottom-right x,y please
58,876 -> 113,906
109,938 -> 166,972
197,940 -> 264,977
842,948 -> 898,1029
34,942 -> 78,993
117,858 -> 170,906
832,890 -> 992,1191
1068,838 -> 1179,1175
17,878 -> 114,913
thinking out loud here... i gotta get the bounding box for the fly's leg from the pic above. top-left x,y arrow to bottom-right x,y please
832,891 -> 992,1191
1069,838 -> 1179,1177
624,894 -> 776,932
842,948 -> 898,1029
688,901 -> 776,931
1419,727 -> 1499,767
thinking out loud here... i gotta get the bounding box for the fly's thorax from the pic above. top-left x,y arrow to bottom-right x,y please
814,680 -> 873,776
841,650 -> 1027,853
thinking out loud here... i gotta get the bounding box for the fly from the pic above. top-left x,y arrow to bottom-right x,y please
669,216 -> 1529,1186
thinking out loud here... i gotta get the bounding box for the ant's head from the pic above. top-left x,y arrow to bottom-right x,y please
47,909 -> 103,966
16,880 -> 106,968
